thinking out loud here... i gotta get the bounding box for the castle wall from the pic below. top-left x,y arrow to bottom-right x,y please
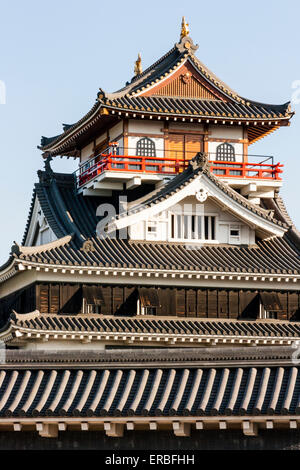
0,429 -> 299,450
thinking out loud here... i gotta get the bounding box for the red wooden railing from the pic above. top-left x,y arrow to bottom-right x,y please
210,161 -> 283,180
77,154 -> 187,187
75,150 -> 283,188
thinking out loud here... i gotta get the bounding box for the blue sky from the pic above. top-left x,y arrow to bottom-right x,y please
0,0 -> 299,263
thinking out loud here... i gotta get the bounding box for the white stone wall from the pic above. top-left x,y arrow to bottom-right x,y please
109,121 -> 123,141
80,142 -> 94,162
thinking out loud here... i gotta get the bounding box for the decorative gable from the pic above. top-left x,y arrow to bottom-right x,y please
140,61 -> 227,101
112,156 -> 287,243
139,196 -> 256,246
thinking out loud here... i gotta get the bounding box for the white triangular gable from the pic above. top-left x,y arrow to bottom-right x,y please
24,196 -> 57,247
113,172 -> 286,242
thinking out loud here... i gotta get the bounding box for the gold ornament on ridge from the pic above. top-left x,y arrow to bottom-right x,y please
134,53 -> 142,76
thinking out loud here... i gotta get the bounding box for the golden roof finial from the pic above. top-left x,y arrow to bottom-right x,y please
134,53 -> 142,76
180,16 -> 189,40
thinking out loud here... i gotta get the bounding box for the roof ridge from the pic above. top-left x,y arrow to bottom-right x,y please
21,187 -> 37,246
11,310 -> 40,323
102,45 -> 181,100
12,234 -> 73,256
12,312 -> 298,326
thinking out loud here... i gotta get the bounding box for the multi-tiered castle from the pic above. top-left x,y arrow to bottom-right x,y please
0,19 -> 299,450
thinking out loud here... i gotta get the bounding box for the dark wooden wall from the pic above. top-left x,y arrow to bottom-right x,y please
0,284 -> 36,326
1,283 -> 300,321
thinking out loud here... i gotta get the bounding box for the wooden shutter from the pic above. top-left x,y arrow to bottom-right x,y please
260,292 -> 282,311
50,285 -> 60,314
125,287 -> 135,301
288,292 -> 299,320
207,290 -> 218,318
176,289 -> 186,317
168,134 -> 184,160
186,289 -> 196,317
218,291 -> 228,319
197,290 -> 207,318
157,288 -> 174,316
101,286 -> 112,315
94,138 -> 109,155
38,285 -> 49,313
277,293 -> 288,319
61,284 -> 74,310
82,286 -> 105,306
138,288 -> 160,307
113,287 -> 124,314
185,135 -> 203,161
229,291 -> 239,319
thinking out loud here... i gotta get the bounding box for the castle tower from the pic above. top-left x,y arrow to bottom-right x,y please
0,21 -> 299,450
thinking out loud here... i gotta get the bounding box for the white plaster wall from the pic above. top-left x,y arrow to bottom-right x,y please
80,142 -> 94,162
129,220 -> 145,240
95,131 -> 107,146
117,136 -> 124,152
128,120 -> 163,134
23,341 -> 105,351
128,136 -> 164,158
38,226 -> 56,245
25,198 -> 58,247
208,142 -> 244,162
208,126 -> 244,162
210,125 -> 243,139
168,122 -> 204,131
128,197 -> 253,245
109,121 -> 123,141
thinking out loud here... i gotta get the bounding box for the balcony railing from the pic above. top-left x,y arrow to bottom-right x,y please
75,146 -> 283,189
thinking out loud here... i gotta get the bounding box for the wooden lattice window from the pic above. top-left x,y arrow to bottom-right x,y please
216,143 -> 235,162
136,137 -> 156,157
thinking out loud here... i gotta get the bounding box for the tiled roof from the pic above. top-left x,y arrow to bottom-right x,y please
22,170 -> 101,246
103,95 -> 290,121
5,311 -> 300,340
0,363 -> 299,417
13,235 -> 300,275
14,164 -> 300,276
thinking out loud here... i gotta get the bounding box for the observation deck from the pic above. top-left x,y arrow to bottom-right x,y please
75,144 -> 283,197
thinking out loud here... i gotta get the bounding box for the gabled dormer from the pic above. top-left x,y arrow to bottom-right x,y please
107,154 -> 287,246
